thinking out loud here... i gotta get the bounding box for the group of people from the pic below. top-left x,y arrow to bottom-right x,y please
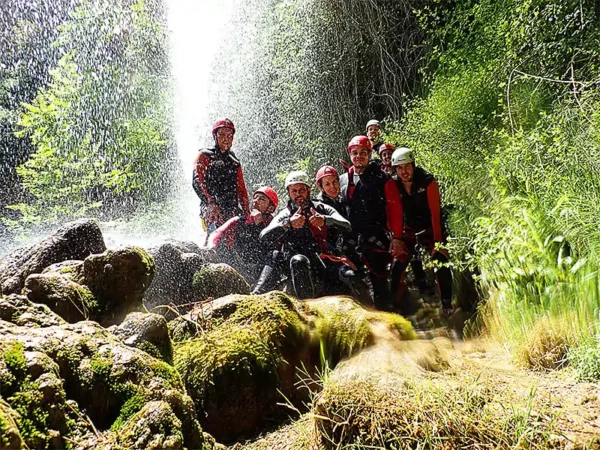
193,118 -> 454,315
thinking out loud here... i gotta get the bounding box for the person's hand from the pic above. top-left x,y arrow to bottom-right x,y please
290,207 -> 306,229
390,239 -> 408,260
206,203 -> 221,225
250,208 -> 263,225
308,208 -> 325,228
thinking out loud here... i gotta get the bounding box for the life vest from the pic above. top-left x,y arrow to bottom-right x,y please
339,162 -> 389,235
196,147 -> 241,212
396,166 -> 435,231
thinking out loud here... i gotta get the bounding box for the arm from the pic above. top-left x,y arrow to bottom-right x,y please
427,179 -> 443,243
260,208 -> 292,243
384,179 -> 403,239
209,216 -> 240,249
320,204 -> 352,232
193,152 -> 214,204
237,166 -> 250,216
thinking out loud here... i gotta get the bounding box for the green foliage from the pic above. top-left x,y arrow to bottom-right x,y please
6,0 -> 176,230
392,0 -> 600,370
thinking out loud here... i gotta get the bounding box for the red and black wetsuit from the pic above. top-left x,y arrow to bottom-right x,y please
209,213 -> 275,283
315,191 -> 347,253
391,166 -> 452,306
339,161 -> 403,309
192,147 -> 250,226
257,199 -> 352,299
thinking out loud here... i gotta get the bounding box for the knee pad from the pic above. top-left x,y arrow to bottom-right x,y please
289,254 -> 310,270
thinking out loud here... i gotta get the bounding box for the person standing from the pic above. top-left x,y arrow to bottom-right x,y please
378,143 -> 395,176
339,136 -> 406,310
192,118 -> 250,231
366,119 -> 383,155
389,147 -> 454,316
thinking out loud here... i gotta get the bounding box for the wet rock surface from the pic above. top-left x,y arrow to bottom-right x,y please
111,312 -> 173,364
144,240 -> 216,313
0,219 -> 106,295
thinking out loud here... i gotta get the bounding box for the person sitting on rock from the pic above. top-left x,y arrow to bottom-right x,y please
389,147 -> 454,316
254,170 -> 355,299
339,136 -> 406,311
192,118 -> 250,231
315,165 -> 346,250
209,186 -> 279,284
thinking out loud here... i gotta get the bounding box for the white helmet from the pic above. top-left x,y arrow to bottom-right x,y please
391,147 -> 414,166
365,119 -> 380,131
285,170 -> 310,188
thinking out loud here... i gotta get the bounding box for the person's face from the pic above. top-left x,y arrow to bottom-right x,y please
380,150 -> 392,166
349,146 -> 371,169
396,162 -> 414,182
320,175 -> 340,199
253,192 -> 273,214
288,183 -> 310,206
366,125 -> 379,141
215,128 -> 234,151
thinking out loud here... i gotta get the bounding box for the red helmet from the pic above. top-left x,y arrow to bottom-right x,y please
316,165 -> 339,185
347,135 -> 372,153
379,143 -> 396,155
253,186 -> 278,209
212,118 -> 236,138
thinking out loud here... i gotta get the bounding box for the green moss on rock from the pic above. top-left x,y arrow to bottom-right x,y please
23,272 -> 98,323
173,292 -> 310,443
192,263 -> 250,301
0,398 -> 22,450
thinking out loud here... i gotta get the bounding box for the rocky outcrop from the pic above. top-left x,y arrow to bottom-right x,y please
0,219 -> 106,295
173,292 -> 310,443
0,315 -> 213,449
111,312 -> 173,364
19,246 -> 154,326
22,271 -> 97,323
144,240 -> 215,313
0,294 -> 67,328
192,263 -> 250,302
0,398 -> 23,450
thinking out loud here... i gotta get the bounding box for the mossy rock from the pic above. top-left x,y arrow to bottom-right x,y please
22,272 -> 98,323
82,246 -> 155,325
0,319 -> 207,449
111,400 -> 185,450
309,296 -> 416,366
0,219 -> 106,296
112,312 -> 174,364
0,294 -> 67,328
0,397 -> 23,450
192,263 -> 250,302
173,292 -> 310,443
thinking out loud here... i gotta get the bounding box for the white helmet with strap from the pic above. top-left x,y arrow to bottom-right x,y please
365,119 -> 380,131
285,170 -> 310,188
391,147 -> 414,166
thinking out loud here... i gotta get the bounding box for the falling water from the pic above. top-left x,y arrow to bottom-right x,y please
0,0 -> 249,255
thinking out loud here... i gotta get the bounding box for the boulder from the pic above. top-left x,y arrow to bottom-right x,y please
22,272 -> 97,323
82,246 -> 154,324
0,317 -> 212,449
111,312 -> 173,364
0,219 -> 106,295
169,294 -> 248,342
144,240 -> 215,312
173,292 -> 310,443
0,294 -> 66,328
191,263 -> 250,303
